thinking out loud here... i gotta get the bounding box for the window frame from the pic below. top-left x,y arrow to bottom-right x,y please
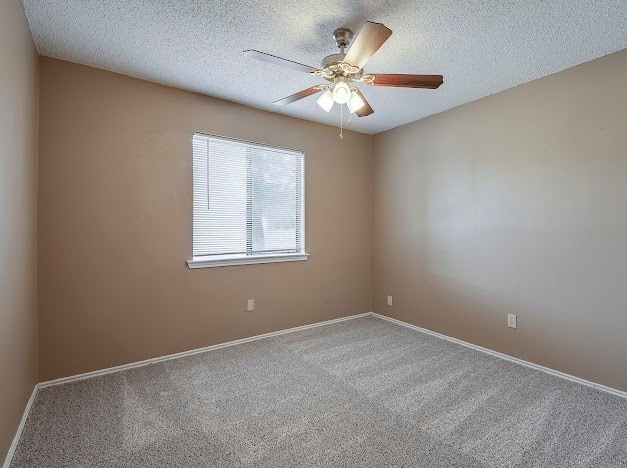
187,132 -> 308,269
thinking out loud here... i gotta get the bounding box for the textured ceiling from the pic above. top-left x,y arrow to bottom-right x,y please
22,0 -> 627,134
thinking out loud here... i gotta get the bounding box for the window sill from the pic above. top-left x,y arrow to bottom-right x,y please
187,252 -> 309,269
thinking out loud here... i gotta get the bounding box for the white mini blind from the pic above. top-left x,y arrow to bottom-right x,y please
192,133 -> 305,259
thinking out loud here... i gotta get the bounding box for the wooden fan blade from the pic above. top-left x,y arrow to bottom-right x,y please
273,87 -> 322,105
244,50 -> 319,74
343,22 -> 392,70
369,74 -> 443,89
353,88 -> 374,117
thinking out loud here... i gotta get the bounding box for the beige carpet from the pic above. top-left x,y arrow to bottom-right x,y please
11,315 -> 627,467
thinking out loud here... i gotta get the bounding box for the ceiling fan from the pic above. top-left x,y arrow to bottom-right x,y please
244,22 -> 443,118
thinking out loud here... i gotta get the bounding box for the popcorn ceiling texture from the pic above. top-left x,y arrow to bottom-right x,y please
21,0 -> 627,134
11,316 -> 627,467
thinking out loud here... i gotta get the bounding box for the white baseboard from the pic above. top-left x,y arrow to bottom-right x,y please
371,312 -> 627,399
38,312 -> 371,389
2,386 -> 37,468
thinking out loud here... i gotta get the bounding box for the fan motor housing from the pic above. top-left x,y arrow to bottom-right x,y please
320,53 -> 363,81
321,53 -> 346,69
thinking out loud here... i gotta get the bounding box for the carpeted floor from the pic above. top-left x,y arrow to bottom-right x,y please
11,316 -> 627,467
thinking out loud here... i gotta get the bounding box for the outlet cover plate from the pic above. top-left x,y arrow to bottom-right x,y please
507,313 -> 517,328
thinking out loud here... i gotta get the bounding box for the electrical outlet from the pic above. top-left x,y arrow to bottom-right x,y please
247,299 -> 255,312
507,313 -> 517,328
387,295 -> 393,306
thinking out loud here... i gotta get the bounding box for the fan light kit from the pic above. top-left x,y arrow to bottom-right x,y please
245,22 -> 443,137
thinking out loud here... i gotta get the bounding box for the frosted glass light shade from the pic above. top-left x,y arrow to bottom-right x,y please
347,90 -> 365,113
332,81 -> 351,104
316,90 -> 334,112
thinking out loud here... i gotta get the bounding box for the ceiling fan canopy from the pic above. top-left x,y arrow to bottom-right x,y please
244,21 -> 443,118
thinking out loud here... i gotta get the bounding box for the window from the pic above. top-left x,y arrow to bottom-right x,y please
187,133 -> 308,268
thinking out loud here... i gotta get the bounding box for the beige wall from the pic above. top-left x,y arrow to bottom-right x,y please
373,49 -> 627,391
37,57 -> 372,381
36,49 -> 627,392
0,0 -> 39,460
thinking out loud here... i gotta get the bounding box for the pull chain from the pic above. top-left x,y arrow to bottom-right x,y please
340,104 -> 343,139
